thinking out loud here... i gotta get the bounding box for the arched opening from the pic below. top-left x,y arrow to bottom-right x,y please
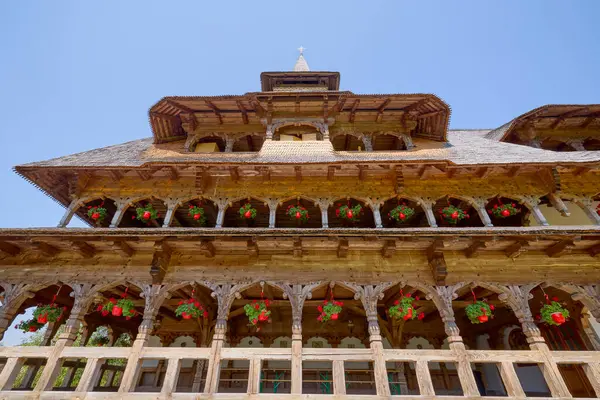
223,198 -> 270,228
192,136 -> 225,152
274,125 -> 322,142
530,195 -> 598,226
433,196 -> 484,227
484,197 -> 528,227
540,139 -> 576,152
372,134 -> 407,151
75,198 -> 118,228
381,197 -> 428,228
232,135 -> 264,152
172,198 -> 218,227
275,198 -> 322,228
331,134 -> 363,151
583,138 -> 600,150
118,198 -> 166,228
328,198 -> 375,228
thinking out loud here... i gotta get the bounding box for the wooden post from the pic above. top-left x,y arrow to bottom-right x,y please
267,199 -> 278,228
417,198 -> 438,228
109,199 -> 130,228
548,193 -> 571,217
0,283 -> 34,342
362,134 -> 373,151
75,358 -> 102,392
332,359 -> 346,395
161,358 -> 181,395
369,200 -> 383,228
247,358 -> 261,394
498,361 -> 526,398
573,197 -> 600,225
415,360 -> 435,396
583,362 -> 600,397
520,196 -> 549,226
215,199 -> 228,228
57,198 -> 83,227
472,197 -> 494,227
0,358 -> 25,390
316,199 -> 330,228
162,198 -> 181,227
224,137 -> 234,152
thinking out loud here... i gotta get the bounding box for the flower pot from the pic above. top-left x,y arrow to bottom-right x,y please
477,315 -> 489,323
37,314 -> 48,324
551,312 -> 565,325
112,306 -> 123,317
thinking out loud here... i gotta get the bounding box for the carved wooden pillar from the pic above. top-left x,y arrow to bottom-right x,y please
567,139 -> 586,151
417,198 -> 438,228
343,283 -> 393,397
203,283 -> 249,393
0,283 -> 34,342
548,193 -> 571,217
367,199 -> 384,228
362,134 -> 374,151
266,199 -> 279,228
57,198 -> 84,227
214,199 -> 229,228
118,284 -> 170,393
162,198 -> 181,227
499,285 -> 571,398
316,199 -> 330,228
430,284 -> 480,397
573,197 -> 600,225
224,137 -> 235,153
34,284 -> 97,392
109,198 -> 131,228
519,196 -> 549,226
471,197 -> 494,227
280,282 -> 320,394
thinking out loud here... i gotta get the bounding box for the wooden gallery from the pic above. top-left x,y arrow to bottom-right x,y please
1,52 -> 600,399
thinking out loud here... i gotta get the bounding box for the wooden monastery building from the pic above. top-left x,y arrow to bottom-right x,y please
1,50 -> 600,399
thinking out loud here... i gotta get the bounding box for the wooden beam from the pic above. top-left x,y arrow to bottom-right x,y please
402,98 -> 428,112
327,166 -> 337,181
293,238 -> 302,258
419,165 -> 437,180
357,165 -> 368,180
323,96 -> 329,120
376,98 -> 391,123
30,241 -> 60,257
337,239 -> 349,258
235,101 -> 249,124
229,167 -> 240,182
204,100 -> 223,124
255,166 -> 271,182
475,167 -> 492,179
504,241 -> 528,259
0,241 -> 21,256
247,238 -> 259,258
546,239 -> 575,258
70,241 -> 96,258
507,166 -> 523,178
199,240 -> 215,258
427,239 -> 446,285
381,240 -> 396,258
581,111 -> 600,128
108,170 -> 123,182
295,166 -> 302,182
573,167 -> 592,177
165,99 -> 195,114
464,240 -> 487,258
549,107 -> 588,129
137,170 -> 153,181
395,165 -> 404,193
110,240 -> 134,257
150,241 -> 172,285
588,243 -> 600,257
349,99 -> 360,123
164,166 -> 179,180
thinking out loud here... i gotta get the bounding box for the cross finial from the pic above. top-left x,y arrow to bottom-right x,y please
297,46 -> 306,55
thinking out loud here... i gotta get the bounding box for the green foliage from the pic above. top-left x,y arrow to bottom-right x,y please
15,319 -> 45,333
465,300 -> 493,324
116,299 -> 136,318
87,205 -> 108,225
439,205 -> 468,224
244,299 -> 271,327
317,300 -> 343,322
489,203 -> 521,218
188,205 -> 207,225
239,203 -> 257,219
389,204 -> 415,223
175,298 -> 208,319
286,204 -> 310,223
540,301 -> 570,326
135,203 -> 158,223
32,304 -> 65,323
335,203 -> 363,222
388,295 -> 424,321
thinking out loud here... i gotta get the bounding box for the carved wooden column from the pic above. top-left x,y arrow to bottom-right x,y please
0,283 -> 34,342
214,199 -> 229,228
118,284 -> 170,393
367,199 -> 384,228
548,193 -> 571,217
162,198 -> 182,227
57,198 -> 84,227
224,137 -> 235,152
362,134 -> 374,151
471,197 -> 494,227
34,284 -> 97,392
430,284 -> 480,397
519,196 -> 549,226
567,139 -> 586,151
344,282 -> 394,397
316,199 -> 330,228
417,198 -> 438,228
573,197 -> 600,225
109,198 -> 131,228
266,199 -> 279,228
279,282 -> 320,394
203,283 -> 250,393
499,285 -> 571,398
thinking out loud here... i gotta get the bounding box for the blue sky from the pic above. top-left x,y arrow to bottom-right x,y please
0,1 -> 599,344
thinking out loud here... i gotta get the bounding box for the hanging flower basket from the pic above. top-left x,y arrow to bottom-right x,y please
244,299 -> 271,329
98,298 -> 117,317
317,300 -> 343,322
175,298 -> 208,320
15,319 -> 45,333
89,335 -> 110,347
87,204 -> 108,225
239,203 -> 257,220
287,204 -> 309,223
335,203 -> 363,222
439,205 -> 469,224
115,299 -> 136,318
188,205 -> 207,225
465,300 -> 494,324
134,203 -> 159,224
389,204 -> 415,223
488,203 -> 521,218
33,303 -> 65,324
540,301 -> 570,326
388,294 -> 425,321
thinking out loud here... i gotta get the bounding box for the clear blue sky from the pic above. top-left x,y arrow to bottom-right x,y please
0,1 -> 599,342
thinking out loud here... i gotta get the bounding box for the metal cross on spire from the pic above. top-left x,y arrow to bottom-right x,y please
297,46 -> 306,55
294,46 -> 310,72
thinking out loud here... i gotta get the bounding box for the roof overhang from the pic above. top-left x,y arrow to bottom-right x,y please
260,71 -> 340,91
